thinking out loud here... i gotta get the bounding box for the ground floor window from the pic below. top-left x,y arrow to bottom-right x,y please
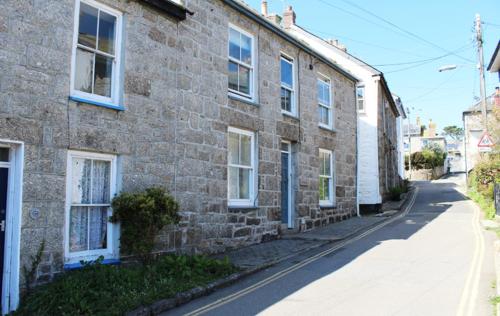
228,127 -> 256,207
65,151 -> 117,262
319,149 -> 334,206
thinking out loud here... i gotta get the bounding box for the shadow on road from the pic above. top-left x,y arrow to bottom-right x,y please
175,177 -> 472,315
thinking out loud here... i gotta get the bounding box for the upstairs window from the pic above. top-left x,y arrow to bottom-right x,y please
318,76 -> 333,129
228,25 -> 254,100
71,0 -> 123,107
357,86 -> 365,112
280,55 -> 296,115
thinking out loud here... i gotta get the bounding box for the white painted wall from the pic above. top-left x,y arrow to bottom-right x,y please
288,26 -> 382,204
396,116 -> 405,179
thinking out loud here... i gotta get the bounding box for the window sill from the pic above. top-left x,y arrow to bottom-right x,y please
63,258 -> 120,270
69,96 -> 125,111
282,111 -> 299,121
228,206 -> 259,213
319,125 -> 336,133
319,204 -> 337,210
228,94 -> 260,107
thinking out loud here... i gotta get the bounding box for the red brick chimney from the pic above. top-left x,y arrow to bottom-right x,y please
283,5 -> 296,28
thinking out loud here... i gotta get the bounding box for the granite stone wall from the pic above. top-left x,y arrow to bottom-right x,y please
0,0 -> 357,285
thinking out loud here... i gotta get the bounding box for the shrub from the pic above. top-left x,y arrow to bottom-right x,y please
388,186 -> 403,201
110,187 -> 180,262
14,255 -> 236,316
468,154 -> 500,219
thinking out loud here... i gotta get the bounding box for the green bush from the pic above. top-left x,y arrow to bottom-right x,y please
407,145 -> 447,170
388,186 -> 403,201
110,187 -> 180,262
468,154 -> 500,219
14,255 -> 236,316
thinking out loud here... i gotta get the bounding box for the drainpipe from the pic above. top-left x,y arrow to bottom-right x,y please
356,87 -> 361,217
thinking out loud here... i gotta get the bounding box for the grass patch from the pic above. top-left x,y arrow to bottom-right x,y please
14,255 -> 237,316
468,186 -> 496,219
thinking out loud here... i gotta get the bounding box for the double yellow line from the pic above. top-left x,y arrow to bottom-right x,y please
184,187 -> 419,316
456,201 -> 485,316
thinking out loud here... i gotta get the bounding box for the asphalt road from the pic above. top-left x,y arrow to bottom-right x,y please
167,174 -> 496,316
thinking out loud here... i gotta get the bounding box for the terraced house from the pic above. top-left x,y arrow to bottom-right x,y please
286,12 -> 405,211
0,0 -> 358,311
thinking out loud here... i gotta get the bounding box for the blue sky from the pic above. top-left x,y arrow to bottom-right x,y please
244,0 -> 499,133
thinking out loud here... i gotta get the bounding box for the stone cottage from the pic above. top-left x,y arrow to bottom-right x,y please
285,8 -> 404,211
0,0 -> 358,311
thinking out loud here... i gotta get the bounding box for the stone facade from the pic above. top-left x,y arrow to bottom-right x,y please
378,89 -> 401,200
0,0 -> 357,297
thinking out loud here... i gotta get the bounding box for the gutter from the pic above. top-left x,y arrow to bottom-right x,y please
219,0 -> 358,83
374,74 -> 400,117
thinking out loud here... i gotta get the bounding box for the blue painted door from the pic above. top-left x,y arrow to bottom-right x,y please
281,151 -> 289,225
0,167 -> 7,300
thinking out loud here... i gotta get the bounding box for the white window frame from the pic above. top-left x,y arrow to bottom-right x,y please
228,24 -> 256,102
281,141 -> 293,228
280,54 -> 297,116
64,150 -> 119,263
317,74 -> 333,129
356,85 -> 365,113
70,0 -> 123,107
319,149 -> 335,207
227,127 -> 256,207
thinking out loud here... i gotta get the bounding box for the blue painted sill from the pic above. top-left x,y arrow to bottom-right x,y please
69,96 -> 125,111
64,258 -> 120,270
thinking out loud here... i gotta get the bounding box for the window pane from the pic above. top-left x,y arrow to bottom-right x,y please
281,88 -> 292,112
319,177 -> 330,201
74,48 -> 94,93
239,168 -> 250,199
324,153 -> 331,175
92,160 -> 111,204
324,84 -> 330,105
228,61 -> 238,91
0,148 -> 9,162
72,158 -> 92,204
238,65 -> 250,95
98,11 -> 116,54
78,3 -> 98,49
229,28 -> 240,60
241,34 -> 252,65
70,206 -> 88,252
240,135 -> 252,166
228,166 -> 238,199
281,58 -> 293,88
94,54 -> 113,97
319,106 -> 329,125
88,206 -> 108,250
228,132 -> 239,165
280,142 -> 289,152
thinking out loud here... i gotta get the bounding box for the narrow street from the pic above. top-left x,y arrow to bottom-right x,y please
167,175 -> 496,316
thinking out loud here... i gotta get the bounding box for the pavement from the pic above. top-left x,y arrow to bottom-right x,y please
165,174 -> 497,316
214,198 -> 404,270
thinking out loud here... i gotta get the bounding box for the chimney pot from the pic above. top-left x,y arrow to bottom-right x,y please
261,0 -> 268,17
283,5 -> 296,28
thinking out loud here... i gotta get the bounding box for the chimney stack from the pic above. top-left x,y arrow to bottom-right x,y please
261,0 -> 268,17
283,5 -> 296,28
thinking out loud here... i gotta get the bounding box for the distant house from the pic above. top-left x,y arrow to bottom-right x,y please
282,6 -> 404,211
463,93 -> 498,172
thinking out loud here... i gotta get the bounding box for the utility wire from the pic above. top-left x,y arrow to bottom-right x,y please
405,72 -> 459,102
318,0 -> 475,63
373,42 -> 473,67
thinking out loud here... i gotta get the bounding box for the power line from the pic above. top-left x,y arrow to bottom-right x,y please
306,27 -> 432,58
405,72 -> 459,102
373,43 -> 473,67
321,0 -> 475,63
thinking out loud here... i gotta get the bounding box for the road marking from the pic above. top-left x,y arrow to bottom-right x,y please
456,201 -> 485,316
184,187 -> 419,316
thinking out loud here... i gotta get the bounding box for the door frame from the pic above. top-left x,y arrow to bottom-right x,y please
0,140 -> 23,314
281,141 -> 293,228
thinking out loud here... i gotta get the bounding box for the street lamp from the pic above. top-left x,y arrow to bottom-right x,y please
438,65 -> 458,72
